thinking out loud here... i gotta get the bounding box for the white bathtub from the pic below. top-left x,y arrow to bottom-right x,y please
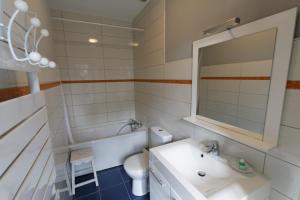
69,127 -> 148,175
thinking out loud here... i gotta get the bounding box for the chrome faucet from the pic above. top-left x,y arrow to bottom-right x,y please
116,119 -> 143,135
128,119 -> 143,132
203,140 -> 220,156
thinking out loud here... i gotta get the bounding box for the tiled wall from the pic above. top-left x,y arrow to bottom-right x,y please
133,0 -> 165,79
50,10 -> 135,141
133,1 -> 300,199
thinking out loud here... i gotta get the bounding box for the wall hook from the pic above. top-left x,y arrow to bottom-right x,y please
5,0 -> 56,68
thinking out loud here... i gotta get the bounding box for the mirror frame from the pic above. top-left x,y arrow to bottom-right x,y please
185,8 -> 297,152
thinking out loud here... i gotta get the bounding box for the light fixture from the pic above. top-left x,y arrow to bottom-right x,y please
88,38 -> 98,44
128,42 -> 139,47
203,17 -> 240,36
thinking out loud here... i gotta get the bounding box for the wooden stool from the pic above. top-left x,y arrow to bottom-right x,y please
70,148 -> 99,195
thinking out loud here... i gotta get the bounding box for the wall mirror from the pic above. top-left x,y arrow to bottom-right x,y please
184,8 -> 297,152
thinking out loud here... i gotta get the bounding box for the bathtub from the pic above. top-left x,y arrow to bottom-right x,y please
69,126 -> 148,175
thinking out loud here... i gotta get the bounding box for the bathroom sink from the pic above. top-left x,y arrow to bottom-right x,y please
150,139 -> 271,200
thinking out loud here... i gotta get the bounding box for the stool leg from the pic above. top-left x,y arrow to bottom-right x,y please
64,165 -> 72,196
92,160 -> 99,187
71,164 -> 76,195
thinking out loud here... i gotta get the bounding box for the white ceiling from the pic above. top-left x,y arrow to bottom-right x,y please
47,0 -> 149,22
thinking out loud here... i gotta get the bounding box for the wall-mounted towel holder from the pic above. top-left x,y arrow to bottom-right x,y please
1,0 -> 56,69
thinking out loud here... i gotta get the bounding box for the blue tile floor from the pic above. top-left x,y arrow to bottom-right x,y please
73,165 -> 150,200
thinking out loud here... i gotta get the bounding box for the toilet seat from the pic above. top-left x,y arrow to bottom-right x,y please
124,152 -> 149,178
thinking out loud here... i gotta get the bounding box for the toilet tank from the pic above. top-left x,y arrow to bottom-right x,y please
150,127 -> 172,148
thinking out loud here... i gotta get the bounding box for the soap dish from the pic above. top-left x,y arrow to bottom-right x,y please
228,159 -> 254,174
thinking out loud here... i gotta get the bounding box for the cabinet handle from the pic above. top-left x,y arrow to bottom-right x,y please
150,168 -> 166,187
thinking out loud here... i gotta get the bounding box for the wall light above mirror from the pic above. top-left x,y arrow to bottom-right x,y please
184,8 -> 298,152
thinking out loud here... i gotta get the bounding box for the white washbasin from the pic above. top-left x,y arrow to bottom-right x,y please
150,138 -> 270,200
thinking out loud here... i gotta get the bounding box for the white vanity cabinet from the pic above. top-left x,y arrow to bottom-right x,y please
149,166 -> 171,200
171,188 -> 184,200
149,165 -> 184,200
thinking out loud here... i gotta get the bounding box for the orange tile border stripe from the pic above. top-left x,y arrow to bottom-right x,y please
134,79 -> 192,84
201,76 -> 271,80
40,81 -> 61,90
0,81 -> 61,102
61,79 -> 134,84
287,81 -> 300,89
1,79 -> 300,102
62,79 -> 192,84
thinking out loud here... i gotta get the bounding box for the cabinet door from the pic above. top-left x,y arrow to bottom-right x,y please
149,168 -> 170,200
171,188 -> 184,200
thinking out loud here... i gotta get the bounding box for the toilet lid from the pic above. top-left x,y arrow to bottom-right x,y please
124,153 -> 149,175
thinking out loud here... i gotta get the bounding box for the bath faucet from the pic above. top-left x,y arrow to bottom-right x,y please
128,119 -> 143,132
116,119 -> 143,135
203,140 -> 220,156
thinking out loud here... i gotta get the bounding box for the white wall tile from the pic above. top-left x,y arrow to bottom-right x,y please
106,92 -> 135,102
104,69 -> 133,79
281,90 -> 300,129
72,103 -> 107,117
239,93 -> 268,109
165,58 -> 192,79
104,59 -> 133,70
241,60 -> 273,77
163,84 -> 191,103
146,49 -> 165,67
107,101 -> 135,112
207,101 -> 238,116
201,63 -> 241,77
237,119 -> 265,134
207,90 -> 239,104
264,155 -> 300,200
238,106 -> 266,123
239,80 -> 270,95
207,80 -> 239,92
107,110 -> 135,122
54,44 -> 66,57
144,65 -> 165,79
70,83 -> 105,94
66,45 -> 103,58
277,126 -> 300,159
104,48 -> 133,59
65,32 -> 102,44
68,58 -> 104,70
71,113 -> 107,128
62,21 -> 101,34
288,39 -> 300,80
269,189 -> 290,200
106,82 -> 134,92
102,27 -> 133,39
145,15 -> 164,41
102,36 -> 132,46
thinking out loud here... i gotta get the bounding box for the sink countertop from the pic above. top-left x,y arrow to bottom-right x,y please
150,138 -> 271,200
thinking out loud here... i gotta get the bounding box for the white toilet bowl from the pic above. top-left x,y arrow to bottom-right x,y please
124,127 -> 172,196
124,152 -> 149,196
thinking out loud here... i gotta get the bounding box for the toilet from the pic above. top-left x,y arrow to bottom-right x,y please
124,127 -> 172,196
